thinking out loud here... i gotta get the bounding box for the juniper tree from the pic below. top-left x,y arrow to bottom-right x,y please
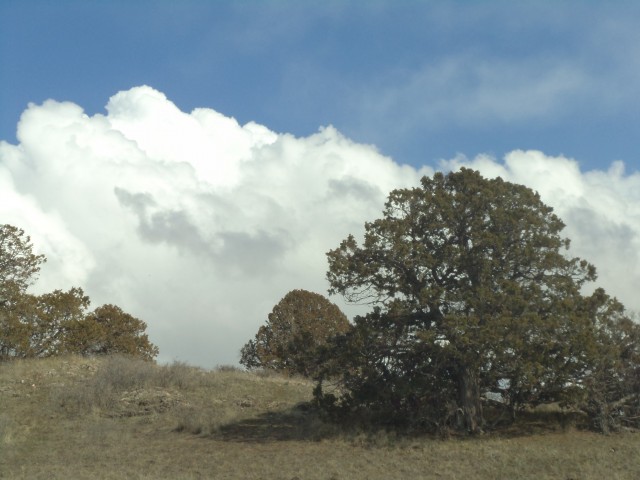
241,289 -> 351,377
320,168 -> 604,433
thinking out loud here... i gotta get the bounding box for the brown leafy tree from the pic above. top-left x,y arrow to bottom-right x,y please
0,224 -> 46,296
67,304 -> 159,361
318,169 -> 616,433
28,287 -> 91,357
1,285 -> 91,359
0,281 -> 33,358
0,224 -> 158,361
240,289 -> 351,377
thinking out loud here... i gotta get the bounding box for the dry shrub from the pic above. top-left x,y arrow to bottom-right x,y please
156,360 -> 208,389
215,364 -> 242,373
51,356 -> 147,415
92,355 -> 157,390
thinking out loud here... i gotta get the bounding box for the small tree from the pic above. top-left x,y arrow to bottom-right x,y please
240,289 -> 351,377
0,225 -> 48,359
69,304 -> 159,361
319,169 -> 606,433
1,288 -> 159,361
30,287 -> 91,357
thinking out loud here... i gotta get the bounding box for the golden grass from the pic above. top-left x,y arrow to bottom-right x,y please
1,355 -> 639,479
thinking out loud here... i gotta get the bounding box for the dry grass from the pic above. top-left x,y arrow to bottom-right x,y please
1,355 -> 639,479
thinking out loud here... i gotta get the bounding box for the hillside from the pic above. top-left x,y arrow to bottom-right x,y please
1,355 -> 639,479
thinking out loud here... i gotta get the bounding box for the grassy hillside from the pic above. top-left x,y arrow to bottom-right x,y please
1,355 -> 639,479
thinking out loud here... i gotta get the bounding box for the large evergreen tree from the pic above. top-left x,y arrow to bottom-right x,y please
319,169 -> 625,433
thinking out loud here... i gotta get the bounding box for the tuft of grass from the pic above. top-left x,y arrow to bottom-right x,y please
0,412 -> 14,445
173,404 -> 239,435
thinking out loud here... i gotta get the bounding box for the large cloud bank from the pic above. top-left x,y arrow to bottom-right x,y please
1,86 -> 638,367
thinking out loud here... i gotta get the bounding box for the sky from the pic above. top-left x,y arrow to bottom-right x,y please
1,1 -> 639,368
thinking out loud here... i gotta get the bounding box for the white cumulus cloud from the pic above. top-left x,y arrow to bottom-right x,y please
0,86 -> 429,367
1,86 -> 638,367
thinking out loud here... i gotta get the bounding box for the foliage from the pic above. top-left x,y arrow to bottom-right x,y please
576,291 -> 640,433
64,304 -> 159,361
240,289 -> 351,377
0,224 -> 158,361
317,168 -> 638,433
2,287 -> 90,358
0,224 -> 46,297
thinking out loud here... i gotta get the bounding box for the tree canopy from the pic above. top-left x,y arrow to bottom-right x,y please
0,224 -> 158,361
316,169 -> 639,433
240,289 -> 351,377
0,225 -> 46,297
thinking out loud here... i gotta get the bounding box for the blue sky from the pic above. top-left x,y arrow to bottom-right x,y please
2,1 -> 639,172
1,1 -> 640,367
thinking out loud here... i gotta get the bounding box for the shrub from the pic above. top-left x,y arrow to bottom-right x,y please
240,289 -> 351,377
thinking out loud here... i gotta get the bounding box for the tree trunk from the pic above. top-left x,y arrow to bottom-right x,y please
457,366 -> 484,434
